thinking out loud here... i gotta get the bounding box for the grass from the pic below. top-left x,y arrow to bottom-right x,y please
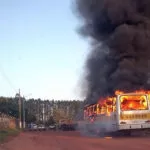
0,128 -> 20,143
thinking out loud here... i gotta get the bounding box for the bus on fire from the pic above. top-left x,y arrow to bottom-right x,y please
80,91 -> 150,135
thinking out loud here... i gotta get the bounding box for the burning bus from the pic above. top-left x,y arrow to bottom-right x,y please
80,90 -> 150,136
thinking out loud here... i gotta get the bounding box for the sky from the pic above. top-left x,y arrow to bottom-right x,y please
0,0 -> 89,100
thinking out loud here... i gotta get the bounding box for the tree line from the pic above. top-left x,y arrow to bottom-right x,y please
0,96 -> 84,125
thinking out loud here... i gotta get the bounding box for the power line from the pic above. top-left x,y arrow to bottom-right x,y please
0,63 -> 17,93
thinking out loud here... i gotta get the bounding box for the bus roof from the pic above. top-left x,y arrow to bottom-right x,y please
117,92 -> 148,96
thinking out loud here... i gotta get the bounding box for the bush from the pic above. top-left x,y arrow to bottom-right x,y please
0,128 -> 20,143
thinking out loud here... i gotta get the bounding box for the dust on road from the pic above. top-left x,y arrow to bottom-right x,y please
0,131 -> 150,150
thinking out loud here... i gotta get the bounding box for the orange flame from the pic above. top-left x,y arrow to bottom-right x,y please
85,90 -> 150,118
115,90 -> 150,95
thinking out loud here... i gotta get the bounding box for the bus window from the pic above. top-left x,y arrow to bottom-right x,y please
85,108 -> 88,117
92,105 -> 94,112
113,100 -> 116,112
94,105 -> 97,113
89,106 -> 93,116
101,104 -> 106,114
107,106 -> 112,114
86,108 -> 88,113
97,104 -> 101,114
84,109 -> 86,119
120,95 -> 148,111
106,100 -> 113,114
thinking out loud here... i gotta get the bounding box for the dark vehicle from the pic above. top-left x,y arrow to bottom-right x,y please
58,119 -> 77,131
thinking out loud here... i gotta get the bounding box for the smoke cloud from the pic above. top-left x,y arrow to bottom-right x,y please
74,0 -> 150,104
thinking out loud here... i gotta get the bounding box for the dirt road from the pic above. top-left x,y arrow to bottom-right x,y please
0,131 -> 150,150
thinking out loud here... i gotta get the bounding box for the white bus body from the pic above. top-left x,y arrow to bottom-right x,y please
81,93 -> 150,135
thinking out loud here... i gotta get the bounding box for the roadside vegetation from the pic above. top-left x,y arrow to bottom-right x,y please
0,128 -> 20,143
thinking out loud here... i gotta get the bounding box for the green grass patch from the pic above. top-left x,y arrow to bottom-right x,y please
0,128 -> 20,143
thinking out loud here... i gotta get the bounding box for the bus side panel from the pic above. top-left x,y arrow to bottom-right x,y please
94,113 -> 118,133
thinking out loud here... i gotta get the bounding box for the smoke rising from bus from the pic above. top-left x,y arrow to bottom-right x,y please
74,0 -> 150,104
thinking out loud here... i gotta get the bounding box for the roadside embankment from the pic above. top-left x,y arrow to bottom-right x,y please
0,128 -> 20,143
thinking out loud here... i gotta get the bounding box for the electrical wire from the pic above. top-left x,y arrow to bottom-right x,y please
0,63 -> 17,93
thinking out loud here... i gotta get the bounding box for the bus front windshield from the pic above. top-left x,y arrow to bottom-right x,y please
120,95 -> 148,111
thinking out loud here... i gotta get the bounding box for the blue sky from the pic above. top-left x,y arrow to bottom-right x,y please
0,0 -> 88,100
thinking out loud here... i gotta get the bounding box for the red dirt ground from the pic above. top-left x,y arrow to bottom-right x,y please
0,131 -> 150,150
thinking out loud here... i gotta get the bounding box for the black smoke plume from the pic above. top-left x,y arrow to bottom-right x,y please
74,0 -> 150,104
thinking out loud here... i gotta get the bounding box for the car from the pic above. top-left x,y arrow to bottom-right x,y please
28,124 -> 38,131
32,124 -> 38,130
38,124 -> 46,131
49,124 -> 56,130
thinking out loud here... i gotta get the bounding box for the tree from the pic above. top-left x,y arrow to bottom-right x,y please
45,116 -> 55,126
53,108 -> 67,123
0,97 -> 19,118
26,113 -> 36,124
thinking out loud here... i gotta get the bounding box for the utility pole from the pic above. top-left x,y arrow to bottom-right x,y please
18,89 -> 22,129
42,103 -> 45,124
23,97 -> 25,129
22,93 -> 32,129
